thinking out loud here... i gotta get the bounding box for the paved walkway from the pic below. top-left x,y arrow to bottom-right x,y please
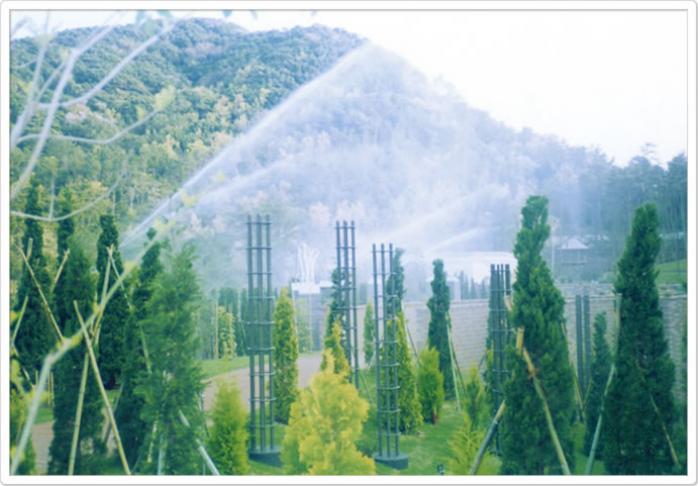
30,353 -> 323,473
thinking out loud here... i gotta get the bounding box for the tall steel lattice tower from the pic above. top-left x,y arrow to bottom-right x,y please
246,215 -> 280,465
335,221 -> 360,387
488,263 -> 511,453
372,243 -> 408,469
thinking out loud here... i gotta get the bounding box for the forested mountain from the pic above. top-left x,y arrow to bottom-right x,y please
9,18 -> 362,280
10,18 -> 686,291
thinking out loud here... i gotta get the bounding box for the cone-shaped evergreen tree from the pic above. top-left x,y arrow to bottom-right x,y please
603,203 -> 676,474
363,302 -> 375,367
417,347 -> 445,424
115,228 -> 162,466
14,180 -> 54,377
321,321 -> 350,379
48,240 -> 105,474
324,269 -> 342,338
207,381 -> 250,474
53,188 -> 75,329
137,245 -> 205,474
95,214 -> 129,389
463,365 -> 489,431
583,313 -> 611,454
448,409 -> 485,475
10,355 -> 36,474
217,306 -> 235,358
273,288 -> 299,423
500,195 -> 575,474
427,259 -> 455,398
394,312 -> 422,433
387,247 -> 406,310
282,352 -> 375,475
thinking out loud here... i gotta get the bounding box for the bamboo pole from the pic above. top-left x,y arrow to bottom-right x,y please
178,409 -> 220,475
585,364 -> 615,474
521,347 -> 571,475
469,401 -> 506,475
67,355 -> 90,475
73,301 -> 131,475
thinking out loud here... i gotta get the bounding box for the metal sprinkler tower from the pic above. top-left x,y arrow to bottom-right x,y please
488,263 -> 511,453
246,215 -> 280,465
335,221 -> 360,387
372,243 -> 408,470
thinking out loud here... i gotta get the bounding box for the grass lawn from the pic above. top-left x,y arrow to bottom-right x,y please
199,356 -> 249,380
656,259 -> 687,286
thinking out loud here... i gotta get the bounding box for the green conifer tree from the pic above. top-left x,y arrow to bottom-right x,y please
14,180 -> 53,377
10,356 -> 36,475
321,321 -> 350,379
48,241 -> 105,474
363,302 -> 375,367
95,214 -> 129,389
394,313 -> 422,433
427,259 -> 455,398
217,306 -> 235,358
207,381 -> 250,474
324,269 -> 343,343
499,196 -> 575,474
603,204 -> 676,474
294,298 -> 312,353
115,228 -> 162,466
448,411 -> 485,475
417,347 -> 445,424
583,313 -> 611,454
273,288 -> 299,423
463,366 -> 489,431
137,246 -> 205,474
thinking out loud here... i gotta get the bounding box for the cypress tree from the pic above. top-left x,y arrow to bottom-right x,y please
363,302 -> 375,367
427,259 -> 454,398
417,347 -> 445,424
603,204 -> 676,474
295,299 -> 312,354
53,188 -> 75,329
115,228 -> 162,466
387,248 -> 406,310
325,269 -> 342,338
48,240 -> 105,474
273,288 -> 299,424
583,313 -> 611,454
207,381 -> 250,474
448,410 -> 485,475
95,214 -> 129,389
499,195 -> 575,474
10,356 -> 36,474
14,180 -> 54,377
217,306 -> 235,358
394,312 -> 422,433
463,365 -> 489,431
321,321 -> 350,378
137,245 -> 205,474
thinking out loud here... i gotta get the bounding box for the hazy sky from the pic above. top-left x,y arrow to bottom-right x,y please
11,9 -> 688,165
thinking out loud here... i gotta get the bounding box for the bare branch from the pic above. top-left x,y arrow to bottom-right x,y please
17,110 -> 158,146
11,171 -> 125,222
10,22 -> 118,200
9,27 -> 50,149
38,18 -> 183,111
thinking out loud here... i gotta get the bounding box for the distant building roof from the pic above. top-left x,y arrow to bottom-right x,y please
291,281 -> 320,295
558,237 -> 589,251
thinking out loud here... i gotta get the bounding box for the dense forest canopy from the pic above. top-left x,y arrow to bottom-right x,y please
10,17 -> 686,291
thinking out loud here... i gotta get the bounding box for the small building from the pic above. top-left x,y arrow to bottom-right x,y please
555,237 -> 590,280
